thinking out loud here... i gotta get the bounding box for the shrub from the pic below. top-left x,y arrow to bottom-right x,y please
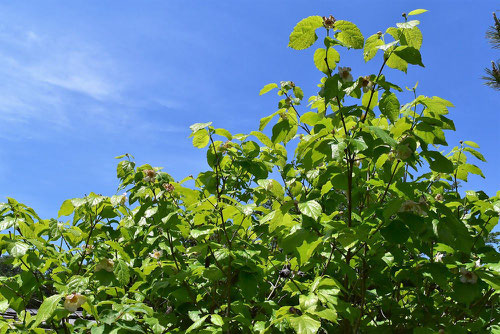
0,9 -> 499,334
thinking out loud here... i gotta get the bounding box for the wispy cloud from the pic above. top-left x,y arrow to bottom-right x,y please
2,27 -> 195,142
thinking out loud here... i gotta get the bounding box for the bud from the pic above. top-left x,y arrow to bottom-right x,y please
377,31 -> 383,37
64,293 -> 86,312
322,15 -> 336,29
279,265 -> 291,278
295,270 -> 305,277
459,140 -> 463,145
402,13 -> 407,18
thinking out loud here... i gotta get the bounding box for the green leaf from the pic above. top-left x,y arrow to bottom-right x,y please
8,242 -> 29,258
396,20 -> 420,29
378,91 -> 400,123
289,314 -> 321,334
114,260 -> 130,286
459,163 -> 485,178
422,151 -> 453,173
403,27 -> 423,49
215,128 -> 232,140
296,237 -> 322,266
288,16 -> 323,50
334,20 -> 364,49
331,140 -> 348,161
192,129 -> 210,149
368,126 -> 397,147
294,86 -> 304,99
0,217 -> 16,231
189,122 -> 212,133
363,34 -> 384,62
186,315 -> 209,333
362,90 -> 378,110
393,46 -> 424,67
299,294 -> 318,311
463,140 -> 479,148
408,9 -> 428,16
477,271 -> 500,290
58,199 -> 74,218
300,112 -> 321,126
33,294 -> 62,328
381,220 -> 410,244
271,119 -> 296,144
324,76 -> 341,102
313,48 -> 339,74
298,200 -> 322,220
260,83 -> 278,95
259,111 -> 279,131
464,147 -> 486,162
386,52 -> 408,73
250,131 -> 273,147
313,308 -> 337,323
210,314 -> 224,326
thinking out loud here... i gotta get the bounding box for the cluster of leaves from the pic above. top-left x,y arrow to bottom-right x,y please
0,9 -> 499,334
483,12 -> 500,91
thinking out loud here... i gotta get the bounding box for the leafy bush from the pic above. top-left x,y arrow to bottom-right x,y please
1,9 -> 499,334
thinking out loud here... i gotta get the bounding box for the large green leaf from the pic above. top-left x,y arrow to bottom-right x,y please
189,122 -> 212,133
8,242 -> 29,258
289,314 -> 321,334
313,48 -> 340,74
324,76 -> 341,103
288,16 -> 323,50
393,46 -> 424,67
33,294 -> 62,328
296,238 -> 322,266
58,199 -> 74,218
368,126 -> 397,147
298,200 -> 322,220
362,90 -> 378,110
192,130 -> 210,149
363,34 -> 384,62
186,315 -> 209,333
114,260 -> 130,286
408,9 -> 428,16
334,20 -> 364,49
379,91 -> 400,124
260,83 -> 278,95
422,151 -> 453,173
386,51 -> 408,73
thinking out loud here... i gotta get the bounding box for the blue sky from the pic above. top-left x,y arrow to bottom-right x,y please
0,1 -> 498,219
